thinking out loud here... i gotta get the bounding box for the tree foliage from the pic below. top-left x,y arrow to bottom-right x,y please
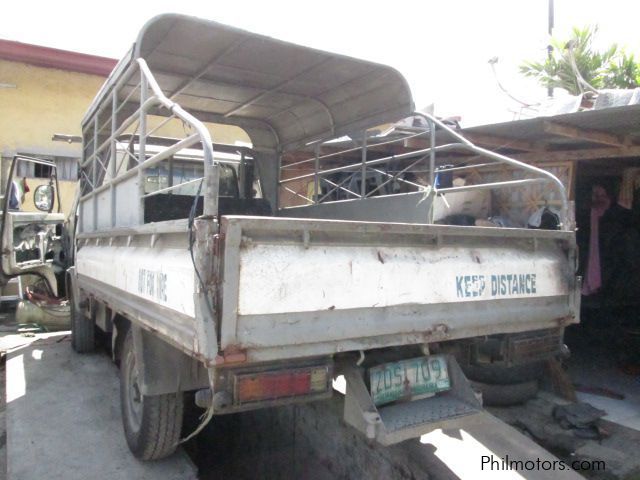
520,26 -> 640,95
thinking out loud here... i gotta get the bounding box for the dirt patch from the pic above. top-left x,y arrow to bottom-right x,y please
490,394 -> 640,480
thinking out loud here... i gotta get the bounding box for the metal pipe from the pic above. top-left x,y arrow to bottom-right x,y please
365,155 -> 427,198
8,155 -> 56,168
464,144 -> 568,226
80,96 -> 160,168
415,111 -> 569,229
110,91 -> 117,227
427,118 -> 437,223
137,59 -> 217,217
92,115 -> 98,231
436,178 -> 548,194
360,132 -> 367,198
276,152 -> 282,209
367,167 -> 426,190
87,62 -> 137,121
428,119 -> 436,186
114,140 -> 139,166
284,127 -> 432,170
138,72 -> 148,224
96,80 -> 141,136
281,185 -> 313,205
313,144 -> 320,204
112,80 -> 142,116
79,134 -> 200,201
146,114 -> 177,139
433,162 -> 500,173
415,112 -> 473,148
92,116 -> 98,188
80,171 -> 94,190
320,177 -> 361,200
317,174 -> 357,202
281,143 -> 466,184
142,177 -> 204,198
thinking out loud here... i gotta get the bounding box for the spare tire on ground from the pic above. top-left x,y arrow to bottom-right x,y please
471,380 -> 539,406
461,361 -> 545,385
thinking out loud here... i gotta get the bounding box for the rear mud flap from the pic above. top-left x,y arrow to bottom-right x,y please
343,354 -> 483,445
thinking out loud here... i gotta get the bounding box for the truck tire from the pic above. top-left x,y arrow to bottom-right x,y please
461,361 -> 545,385
471,380 -> 539,407
120,329 -> 184,460
70,289 -> 95,353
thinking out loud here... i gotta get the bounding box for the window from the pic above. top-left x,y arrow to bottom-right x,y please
16,155 -> 78,181
34,163 -> 52,179
144,160 -> 240,197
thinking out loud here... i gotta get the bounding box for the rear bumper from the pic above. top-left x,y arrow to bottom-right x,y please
223,297 -> 577,364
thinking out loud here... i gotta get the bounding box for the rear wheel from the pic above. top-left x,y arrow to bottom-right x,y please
70,289 -> 94,353
120,329 -> 184,460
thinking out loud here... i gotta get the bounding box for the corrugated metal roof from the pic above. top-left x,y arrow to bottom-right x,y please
462,104 -> 640,146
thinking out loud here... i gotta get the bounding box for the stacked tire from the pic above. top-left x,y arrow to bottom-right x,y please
462,361 -> 544,406
70,287 -> 95,353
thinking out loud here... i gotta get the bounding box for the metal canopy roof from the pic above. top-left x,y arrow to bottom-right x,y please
84,14 -> 414,152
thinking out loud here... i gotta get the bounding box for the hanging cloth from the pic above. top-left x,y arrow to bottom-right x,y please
581,205 -> 607,296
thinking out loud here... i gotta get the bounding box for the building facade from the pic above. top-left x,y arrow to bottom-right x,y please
0,39 -> 248,214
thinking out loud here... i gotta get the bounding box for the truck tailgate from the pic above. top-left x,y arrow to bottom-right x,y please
219,216 -> 578,362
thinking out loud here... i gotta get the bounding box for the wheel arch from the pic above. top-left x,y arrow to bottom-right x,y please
114,319 -> 208,396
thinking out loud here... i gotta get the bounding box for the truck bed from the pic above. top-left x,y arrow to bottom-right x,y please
219,216 -> 578,363
75,216 -> 578,365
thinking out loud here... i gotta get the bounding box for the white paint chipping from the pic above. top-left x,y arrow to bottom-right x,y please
237,244 -> 568,316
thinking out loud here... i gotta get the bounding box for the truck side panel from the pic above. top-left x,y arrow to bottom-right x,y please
76,244 -> 196,317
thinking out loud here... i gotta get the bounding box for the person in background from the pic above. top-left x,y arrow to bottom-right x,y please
581,183 -> 635,299
8,177 -> 29,211
578,181 -> 640,348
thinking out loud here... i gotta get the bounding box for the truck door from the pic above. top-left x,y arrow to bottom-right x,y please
0,155 -> 66,295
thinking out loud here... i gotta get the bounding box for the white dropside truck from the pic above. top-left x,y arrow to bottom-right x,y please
67,14 -> 579,460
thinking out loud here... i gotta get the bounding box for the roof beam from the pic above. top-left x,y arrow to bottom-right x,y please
454,132 -> 540,152
167,38 -> 247,100
222,57 -> 333,118
440,144 -> 640,164
542,120 -> 627,147
405,133 -> 540,152
517,144 -> 640,162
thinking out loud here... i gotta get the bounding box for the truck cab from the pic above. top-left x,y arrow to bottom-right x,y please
1,156 -> 66,299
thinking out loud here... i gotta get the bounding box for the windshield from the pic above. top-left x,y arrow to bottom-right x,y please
144,161 -> 239,197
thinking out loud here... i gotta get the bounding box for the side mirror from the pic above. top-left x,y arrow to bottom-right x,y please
34,184 -> 54,212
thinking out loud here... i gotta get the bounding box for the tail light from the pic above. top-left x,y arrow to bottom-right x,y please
234,366 -> 330,404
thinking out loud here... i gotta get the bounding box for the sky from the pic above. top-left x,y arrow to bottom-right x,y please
2,0 -> 639,126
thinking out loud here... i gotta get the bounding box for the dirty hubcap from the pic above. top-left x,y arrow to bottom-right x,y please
124,350 -> 143,432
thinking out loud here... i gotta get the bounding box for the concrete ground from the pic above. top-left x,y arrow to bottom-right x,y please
491,393 -> 640,480
1,327 -> 582,480
0,322 -> 633,479
4,332 -> 196,480
567,333 -> 640,432
190,391 -> 583,480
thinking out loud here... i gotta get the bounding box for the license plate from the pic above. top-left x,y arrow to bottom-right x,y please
369,355 -> 450,406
